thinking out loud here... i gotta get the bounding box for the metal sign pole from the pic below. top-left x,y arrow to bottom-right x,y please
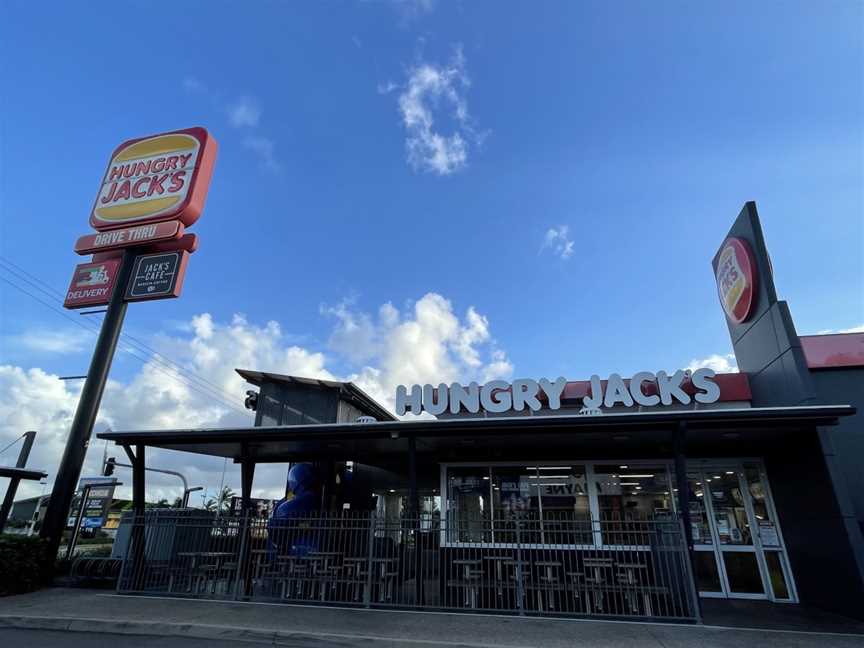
41,249 -> 137,564
64,484 -> 93,562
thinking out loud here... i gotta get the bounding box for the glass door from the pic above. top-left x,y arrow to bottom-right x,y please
703,468 -> 766,599
688,462 -> 796,602
687,472 -> 725,596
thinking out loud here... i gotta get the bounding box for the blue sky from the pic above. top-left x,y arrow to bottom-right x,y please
1,1 -> 862,497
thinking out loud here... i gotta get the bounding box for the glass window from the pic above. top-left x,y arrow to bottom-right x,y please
764,551 -> 791,599
723,552 -> 765,594
705,471 -> 752,545
534,465 -> 591,544
491,466 -> 540,543
693,552 -> 722,592
743,464 -> 780,547
594,465 -> 673,521
687,474 -> 713,545
446,467 -> 491,542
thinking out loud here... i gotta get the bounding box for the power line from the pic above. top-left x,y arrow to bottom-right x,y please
0,274 -> 249,417
0,433 -> 26,459
0,256 -> 249,414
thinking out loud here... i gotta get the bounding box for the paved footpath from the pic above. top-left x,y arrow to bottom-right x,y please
1,589 -> 863,648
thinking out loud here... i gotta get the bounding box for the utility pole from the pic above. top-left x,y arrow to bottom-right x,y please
40,250 -> 137,563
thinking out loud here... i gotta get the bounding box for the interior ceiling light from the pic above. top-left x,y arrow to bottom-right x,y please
620,474 -> 654,478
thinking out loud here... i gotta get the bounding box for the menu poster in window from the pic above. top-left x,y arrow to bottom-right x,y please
759,521 -> 780,547
500,478 -> 531,513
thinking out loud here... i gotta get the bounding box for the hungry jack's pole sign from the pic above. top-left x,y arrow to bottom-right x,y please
63,127 -> 217,309
45,127 -> 217,564
90,127 -> 217,231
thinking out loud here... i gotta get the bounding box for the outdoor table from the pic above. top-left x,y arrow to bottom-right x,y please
451,559 -> 483,608
176,552 -> 236,594
581,557 -> 614,612
250,549 -> 272,579
342,557 -> 367,601
308,551 -> 344,600
616,561 -> 651,615
483,556 -> 513,601
369,557 -> 399,602
278,555 -> 317,599
533,560 -> 563,611
501,559 -> 530,609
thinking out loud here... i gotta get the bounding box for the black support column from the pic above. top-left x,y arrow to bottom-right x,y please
0,431 -> 36,534
673,421 -> 693,551
673,420 -> 701,619
126,444 -> 146,590
240,457 -> 255,516
238,446 -> 256,598
131,444 -> 145,516
408,435 -> 419,515
407,434 -> 422,604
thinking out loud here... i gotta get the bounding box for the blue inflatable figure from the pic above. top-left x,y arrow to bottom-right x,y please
268,463 -> 320,556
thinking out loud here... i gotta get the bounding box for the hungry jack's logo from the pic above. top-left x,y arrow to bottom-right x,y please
89,127 -> 216,231
716,237 -> 757,325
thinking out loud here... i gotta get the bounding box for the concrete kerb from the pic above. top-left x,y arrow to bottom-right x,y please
0,614 -> 530,648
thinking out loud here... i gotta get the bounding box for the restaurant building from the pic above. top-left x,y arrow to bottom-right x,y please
99,202 -> 863,622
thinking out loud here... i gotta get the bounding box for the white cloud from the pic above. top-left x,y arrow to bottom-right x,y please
387,0 -> 437,25
814,324 -> 864,335
227,96 -> 261,128
1,294 -> 512,504
541,226 -> 575,260
180,79 -> 277,171
686,353 -> 738,373
243,136 -> 280,172
392,46 -> 485,175
182,76 -> 207,93
7,328 -> 94,354
326,293 -> 512,411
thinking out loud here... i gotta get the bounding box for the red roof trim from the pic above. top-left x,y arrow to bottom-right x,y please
800,333 -> 864,369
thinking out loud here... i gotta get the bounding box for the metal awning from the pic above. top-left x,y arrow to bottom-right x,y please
97,404 -> 855,464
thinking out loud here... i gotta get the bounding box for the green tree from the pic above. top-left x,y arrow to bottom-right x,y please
204,486 -> 235,513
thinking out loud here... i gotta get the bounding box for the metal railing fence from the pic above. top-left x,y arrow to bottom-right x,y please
116,510 -> 699,622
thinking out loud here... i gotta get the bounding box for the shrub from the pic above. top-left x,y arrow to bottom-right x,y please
0,535 -> 50,596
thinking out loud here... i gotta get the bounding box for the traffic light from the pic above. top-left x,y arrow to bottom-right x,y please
103,457 -> 116,477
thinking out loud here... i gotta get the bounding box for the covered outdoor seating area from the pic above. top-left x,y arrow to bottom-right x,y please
98,404 -> 852,623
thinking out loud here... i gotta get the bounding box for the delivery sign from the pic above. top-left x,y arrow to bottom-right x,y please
63,259 -> 122,309
90,127 -> 217,231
